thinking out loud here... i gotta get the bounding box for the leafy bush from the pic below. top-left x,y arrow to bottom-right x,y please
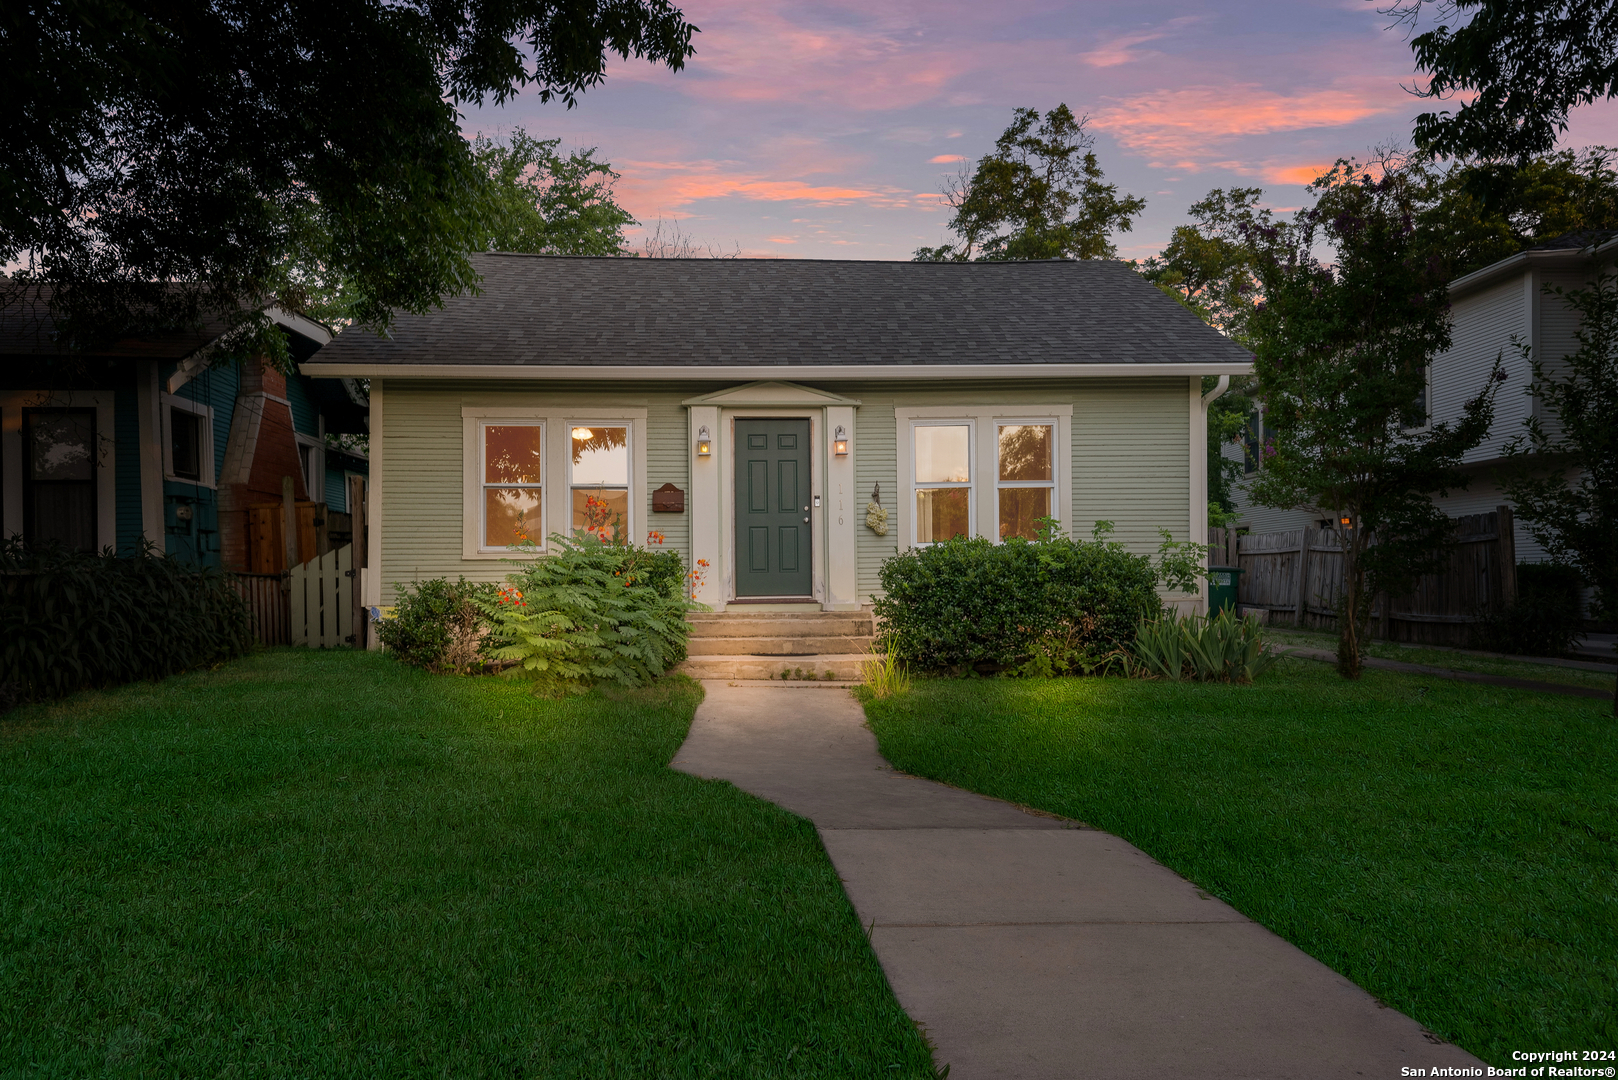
376,577 -> 498,673
1129,610 -> 1285,683
1474,562 -> 1586,657
874,525 -> 1165,674
481,533 -> 694,693
0,539 -> 251,706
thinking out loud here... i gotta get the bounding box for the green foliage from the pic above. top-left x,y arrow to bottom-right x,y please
1475,562 -> 1588,656
1401,0 -> 1618,160
4,0 -> 695,350
470,129 -> 637,257
858,640 -> 911,699
1138,187 -> 1280,341
914,105 -> 1145,262
0,540 -> 250,706
375,578 -> 498,674
1499,271 -> 1618,618
873,526 -> 1163,674
1246,157 -> 1503,677
481,534 -> 693,693
1128,610 -> 1285,683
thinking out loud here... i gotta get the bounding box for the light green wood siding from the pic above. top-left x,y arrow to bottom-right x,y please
378,377 -> 1190,603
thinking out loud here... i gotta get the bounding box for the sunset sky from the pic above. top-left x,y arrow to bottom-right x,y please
463,0 -> 1618,261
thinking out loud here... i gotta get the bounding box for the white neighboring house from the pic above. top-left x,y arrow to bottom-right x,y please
1228,231 -> 1613,562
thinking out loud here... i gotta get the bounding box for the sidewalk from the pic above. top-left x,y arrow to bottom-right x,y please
672,681 -> 1488,1080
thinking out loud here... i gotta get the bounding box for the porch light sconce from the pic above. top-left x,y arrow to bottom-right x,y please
1340,515 -> 1352,528
833,425 -> 849,457
696,426 -> 712,457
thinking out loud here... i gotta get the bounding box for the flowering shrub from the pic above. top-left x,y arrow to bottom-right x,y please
479,532 -> 696,693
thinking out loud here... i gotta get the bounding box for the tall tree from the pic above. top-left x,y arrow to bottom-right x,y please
914,105 -> 1145,262
1395,0 -> 1618,160
473,131 -> 637,258
1140,188 -> 1292,515
1499,272 -> 1618,621
2,0 -> 696,357
1246,159 -> 1503,677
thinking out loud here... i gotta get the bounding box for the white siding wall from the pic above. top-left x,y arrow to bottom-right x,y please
1437,274 -> 1531,464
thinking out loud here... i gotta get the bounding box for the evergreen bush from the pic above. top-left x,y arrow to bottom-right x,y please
1474,562 -> 1586,657
874,528 -> 1165,674
375,577 -> 499,673
0,540 -> 251,706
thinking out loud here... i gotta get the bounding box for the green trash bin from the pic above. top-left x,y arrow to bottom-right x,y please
1207,566 -> 1242,616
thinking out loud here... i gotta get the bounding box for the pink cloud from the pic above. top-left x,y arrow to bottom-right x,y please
766,236 -> 797,244
612,158 -> 928,216
929,154 -> 966,163
1078,19 -> 1198,68
1265,162 -> 1337,185
1091,82 -> 1403,160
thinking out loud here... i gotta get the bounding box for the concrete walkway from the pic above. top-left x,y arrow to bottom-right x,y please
672,681 -> 1487,1080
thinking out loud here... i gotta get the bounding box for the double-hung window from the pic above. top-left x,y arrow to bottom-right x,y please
996,422 -> 1055,540
570,425 -> 629,541
161,393 -> 215,486
481,422 -> 544,548
913,422 -> 972,544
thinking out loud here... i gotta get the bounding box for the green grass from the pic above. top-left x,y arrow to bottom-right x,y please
859,662 -> 1618,1065
1266,626 -> 1618,693
1,650 -> 934,1078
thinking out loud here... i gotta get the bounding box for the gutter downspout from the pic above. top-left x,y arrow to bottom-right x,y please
1192,374 -> 1232,614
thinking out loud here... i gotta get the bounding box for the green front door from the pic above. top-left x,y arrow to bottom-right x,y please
735,418 -> 812,597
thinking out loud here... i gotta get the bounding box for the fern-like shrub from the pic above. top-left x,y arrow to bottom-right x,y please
1129,610 -> 1285,683
874,525 -> 1165,674
375,578 -> 498,673
0,539 -> 251,707
480,534 -> 694,693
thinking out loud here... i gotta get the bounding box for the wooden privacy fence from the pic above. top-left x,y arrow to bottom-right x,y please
1210,506 -> 1518,646
233,571 -> 290,646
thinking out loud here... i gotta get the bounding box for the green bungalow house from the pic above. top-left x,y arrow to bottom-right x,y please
305,255 -> 1253,655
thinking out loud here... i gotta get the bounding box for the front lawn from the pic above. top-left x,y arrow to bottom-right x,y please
860,662 -> 1617,1065
1,650 -> 934,1077
1265,626 -> 1618,693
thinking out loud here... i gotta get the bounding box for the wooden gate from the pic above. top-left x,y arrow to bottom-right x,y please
289,544 -> 355,648
234,571 -> 290,646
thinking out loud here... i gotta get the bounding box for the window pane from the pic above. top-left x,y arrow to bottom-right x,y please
998,424 -> 1052,481
171,409 -> 201,480
915,425 -> 969,483
573,487 -> 629,540
31,483 -> 96,552
916,487 -> 969,543
485,425 -> 544,484
30,412 -> 94,481
485,487 -> 541,547
571,426 -> 628,485
998,488 -> 1051,541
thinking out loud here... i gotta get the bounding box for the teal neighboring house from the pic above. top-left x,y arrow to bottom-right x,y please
1,293 -> 368,572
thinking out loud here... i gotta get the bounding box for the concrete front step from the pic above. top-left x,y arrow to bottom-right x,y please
686,613 -> 874,638
686,635 -> 873,656
678,653 -> 868,681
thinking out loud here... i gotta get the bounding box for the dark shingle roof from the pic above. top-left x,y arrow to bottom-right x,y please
1530,229 -> 1618,251
312,254 -> 1253,369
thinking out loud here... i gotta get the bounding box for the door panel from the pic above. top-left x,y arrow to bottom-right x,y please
734,418 -> 812,597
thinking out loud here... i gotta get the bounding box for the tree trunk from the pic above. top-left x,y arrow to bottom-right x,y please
1337,530 -> 1367,679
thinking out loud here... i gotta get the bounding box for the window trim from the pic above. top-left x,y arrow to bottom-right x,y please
294,431 -> 324,502
476,419 -> 545,553
911,419 -> 975,546
895,404 -> 1071,551
461,406 -> 647,561
161,393 -> 216,488
993,419 -> 1059,541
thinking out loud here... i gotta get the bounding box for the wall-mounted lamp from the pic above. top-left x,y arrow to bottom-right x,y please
833,425 -> 849,457
696,425 -> 712,457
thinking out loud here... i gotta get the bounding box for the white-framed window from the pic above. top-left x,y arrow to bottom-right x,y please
479,421 -> 545,550
161,393 -> 215,487
995,421 -> 1056,540
461,407 -> 646,560
1400,365 -> 1433,433
295,433 -> 324,503
912,421 -> 973,545
568,423 -> 631,542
